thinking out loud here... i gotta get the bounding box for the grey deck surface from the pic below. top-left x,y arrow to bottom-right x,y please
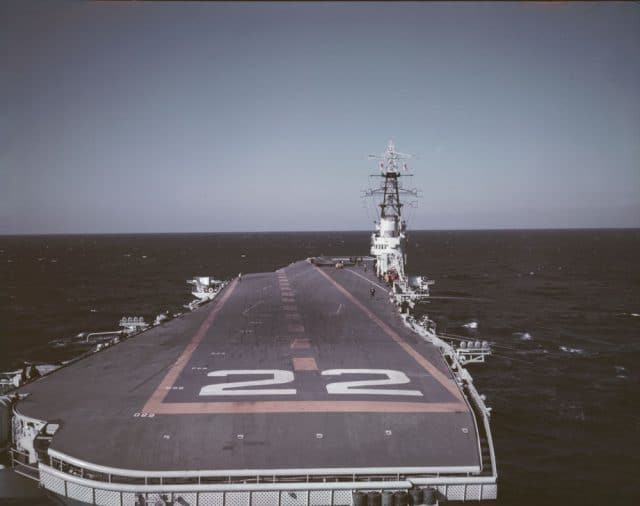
17,259 -> 480,473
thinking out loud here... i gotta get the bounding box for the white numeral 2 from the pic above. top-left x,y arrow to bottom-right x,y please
199,370 -> 296,396
322,369 -> 423,396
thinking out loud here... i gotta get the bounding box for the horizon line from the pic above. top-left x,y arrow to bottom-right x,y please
1,226 -> 639,237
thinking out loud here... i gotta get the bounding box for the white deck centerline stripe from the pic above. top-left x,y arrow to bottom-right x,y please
345,268 -> 389,291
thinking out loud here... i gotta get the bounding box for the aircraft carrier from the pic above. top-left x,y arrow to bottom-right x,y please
1,141 -> 497,505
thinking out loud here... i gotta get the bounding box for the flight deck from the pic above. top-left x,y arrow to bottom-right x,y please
16,259 -> 480,474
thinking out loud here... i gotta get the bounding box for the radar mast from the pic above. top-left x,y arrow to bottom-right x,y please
365,140 -> 418,283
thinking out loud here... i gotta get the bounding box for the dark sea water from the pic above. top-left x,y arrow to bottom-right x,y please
1,230 -> 639,505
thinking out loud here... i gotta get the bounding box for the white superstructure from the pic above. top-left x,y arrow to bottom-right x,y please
366,140 -> 434,307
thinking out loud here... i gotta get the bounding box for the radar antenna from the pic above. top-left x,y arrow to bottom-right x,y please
365,140 -> 418,221
364,140 -> 421,287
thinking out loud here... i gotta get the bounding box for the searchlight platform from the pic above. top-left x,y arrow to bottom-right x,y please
4,141 -> 497,505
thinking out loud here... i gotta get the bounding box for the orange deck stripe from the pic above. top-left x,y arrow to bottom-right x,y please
151,401 -> 466,414
290,338 -> 312,349
293,357 -> 319,371
142,280 -> 238,413
313,266 -> 465,403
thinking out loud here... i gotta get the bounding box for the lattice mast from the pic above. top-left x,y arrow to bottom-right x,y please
365,140 -> 418,283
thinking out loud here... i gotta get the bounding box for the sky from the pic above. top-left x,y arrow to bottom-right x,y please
1,1 -> 639,233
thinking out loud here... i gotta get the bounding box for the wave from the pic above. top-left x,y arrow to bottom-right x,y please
559,345 -> 584,355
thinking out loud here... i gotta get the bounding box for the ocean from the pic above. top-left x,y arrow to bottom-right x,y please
1,230 -> 639,504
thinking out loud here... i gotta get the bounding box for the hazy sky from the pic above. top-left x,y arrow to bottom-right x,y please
1,1 -> 639,233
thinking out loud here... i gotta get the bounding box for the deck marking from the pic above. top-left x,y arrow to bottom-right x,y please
283,305 -> 298,311
345,268 -> 389,292
242,300 -> 264,315
142,280 -> 238,412
293,357 -> 319,371
287,323 -> 305,333
285,313 -> 302,321
314,266 -> 465,403
143,269 -> 465,414
290,338 -> 311,349
150,401 -> 465,414
282,297 -> 295,303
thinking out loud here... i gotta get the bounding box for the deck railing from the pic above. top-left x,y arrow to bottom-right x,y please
39,460 -> 498,505
9,447 -> 40,481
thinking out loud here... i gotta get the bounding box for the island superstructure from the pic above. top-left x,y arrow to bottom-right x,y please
2,141 -> 497,505
365,140 -> 434,303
